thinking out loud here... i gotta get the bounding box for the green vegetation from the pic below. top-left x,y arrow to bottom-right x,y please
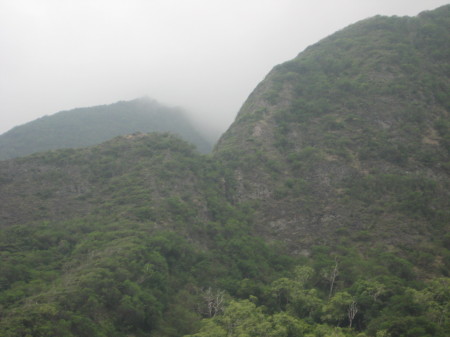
1,5 -> 450,337
215,4 -> 449,247
0,97 -> 212,160
0,219 -> 295,337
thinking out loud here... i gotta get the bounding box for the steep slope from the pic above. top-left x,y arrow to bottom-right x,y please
0,133 -> 207,228
0,133 -> 290,336
0,97 -> 212,159
214,5 -> 450,258
1,6 -> 450,337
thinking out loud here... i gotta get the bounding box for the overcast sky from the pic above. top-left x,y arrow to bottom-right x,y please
1,0 -> 448,137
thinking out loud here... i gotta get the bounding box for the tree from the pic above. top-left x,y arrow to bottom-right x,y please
411,277 -> 450,328
347,300 -> 358,328
198,287 -> 226,318
320,257 -> 339,299
321,291 -> 354,327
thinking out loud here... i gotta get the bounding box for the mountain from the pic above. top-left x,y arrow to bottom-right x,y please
0,134 -> 287,336
0,97 -> 212,159
214,5 -> 450,254
1,5 -> 449,337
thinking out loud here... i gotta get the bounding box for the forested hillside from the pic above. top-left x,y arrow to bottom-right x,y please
0,5 -> 449,337
0,97 -> 212,159
215,4 -> 450,256
0,134 -> 292,336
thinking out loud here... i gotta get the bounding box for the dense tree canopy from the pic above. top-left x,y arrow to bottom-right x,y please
1,5 -> 449,337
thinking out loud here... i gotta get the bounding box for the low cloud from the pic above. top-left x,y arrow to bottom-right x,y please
1,0 -> 448,136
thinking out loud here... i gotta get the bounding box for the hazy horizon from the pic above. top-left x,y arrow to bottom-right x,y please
1,0 -> 449,138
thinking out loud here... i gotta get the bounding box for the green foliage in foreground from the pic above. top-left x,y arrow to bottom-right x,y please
0,216 -> 293,337
1,215 -> 449,336
1,5 -> 450,337
189,270 -> 450,337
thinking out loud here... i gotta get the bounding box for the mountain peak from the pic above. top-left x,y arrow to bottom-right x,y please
0,5 -> 449,337
0,98 -> 212,160
214,6 -> 449,252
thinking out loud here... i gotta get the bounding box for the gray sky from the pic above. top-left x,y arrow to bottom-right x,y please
1,0 -> 448,138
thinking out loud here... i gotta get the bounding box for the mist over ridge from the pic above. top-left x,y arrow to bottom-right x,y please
0,97 -> 212,160
0,3 -> 449,337
1,1 -> 449,137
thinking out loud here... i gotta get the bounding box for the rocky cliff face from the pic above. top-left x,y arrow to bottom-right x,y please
214,5 -> 450,254
1,6 -> 449,337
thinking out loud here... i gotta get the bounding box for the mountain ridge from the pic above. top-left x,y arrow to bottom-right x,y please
0,97 -> 212,159
0,5 -> 449,337
213,4 -> 450,254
